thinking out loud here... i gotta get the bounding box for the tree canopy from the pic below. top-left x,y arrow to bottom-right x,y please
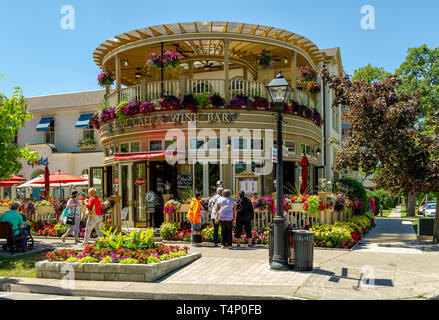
352,63 -> 390,84
0,83 -> 38,179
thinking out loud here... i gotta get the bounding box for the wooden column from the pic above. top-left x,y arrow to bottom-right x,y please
115,54 -> 121,103
243,66 -> 248,81
291,51 -> 297,99
224,39 -> 230,104
111,195 -> 122,233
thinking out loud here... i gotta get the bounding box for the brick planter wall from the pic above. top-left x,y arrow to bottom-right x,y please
35,252 -> 201,282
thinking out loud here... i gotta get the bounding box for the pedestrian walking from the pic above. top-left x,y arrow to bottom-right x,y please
235,191 -> 254,248
82,188 -> 103,246
208,187 -> 223,247
215,189 -> 237,249
187,192 -> 203,247
61,191 -> 81,244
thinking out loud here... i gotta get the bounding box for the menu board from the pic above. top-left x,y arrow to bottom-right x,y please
238,178 -> 259,195
177,175 -> 193,189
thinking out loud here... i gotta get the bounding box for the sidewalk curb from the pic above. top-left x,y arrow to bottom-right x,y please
0,280 -> 302,300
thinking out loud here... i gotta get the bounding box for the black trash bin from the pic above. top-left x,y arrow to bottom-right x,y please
292,230 -> 314,271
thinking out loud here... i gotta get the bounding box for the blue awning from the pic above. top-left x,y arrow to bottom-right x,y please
75,114 -> 93,129
36,117 -> 54,132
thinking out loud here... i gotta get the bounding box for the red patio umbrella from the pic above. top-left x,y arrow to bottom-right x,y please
44,165 -> 50,200
300,155 -> 310,194
33,170 -> 88,185
0,175 -> 26,187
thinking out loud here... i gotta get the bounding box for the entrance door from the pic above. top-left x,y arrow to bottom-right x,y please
120,164 -> 131,222
90,167 -> 104,199
133,162 -> 147,227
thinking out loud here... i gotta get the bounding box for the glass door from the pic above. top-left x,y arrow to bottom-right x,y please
120,165 -> 130,221
90,167 -> 104,199
133,162 -> 147,227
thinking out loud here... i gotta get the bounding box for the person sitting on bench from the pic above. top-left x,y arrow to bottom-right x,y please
0,203 -> 27,250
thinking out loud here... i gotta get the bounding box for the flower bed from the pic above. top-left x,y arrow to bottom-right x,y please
46,228 -> 190,264
309,212 -> 375,249
30,221 -> 99,238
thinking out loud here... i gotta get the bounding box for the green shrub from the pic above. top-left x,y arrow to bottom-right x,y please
160,222 -> 179,240
119,258 -> 139,264
147,256 -> 161,264
336,178 -> 369,214
79,256 -> 98,263
201,225 -> 222,242
170,251 -> 187,258
99,256 -> 115,264
65,257 -> 80,263
160,254 -> 170,261
54,223 -> 69,237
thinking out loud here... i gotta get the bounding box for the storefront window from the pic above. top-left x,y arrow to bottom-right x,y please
207,138 -> 220,150
165,139 -> 177,150
208,163 -> 220,195
233,138 -> 248,150
121,165 -> 129,216
131,142 -> 140,152
251,139 -> 263,150
306,145 -> 311,156
194,162 -> 203,193
120,143 -> 129,153
190,138 -> 204,150
91,168 -> 103,199
285,142 -> 295,154
149,140 -> 163,151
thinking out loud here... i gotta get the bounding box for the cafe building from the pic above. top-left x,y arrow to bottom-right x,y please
91,21 -> 344,228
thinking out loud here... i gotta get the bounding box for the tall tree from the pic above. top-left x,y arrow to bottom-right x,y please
0,80 -> 38,179
396,45 -> 439,215
352,63 -> 390,84
322,68 -> 439,241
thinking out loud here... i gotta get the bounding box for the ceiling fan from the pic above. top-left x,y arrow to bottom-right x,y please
124,67 -> 150,79
196,61 -> 222,71
173,43 -> 195,57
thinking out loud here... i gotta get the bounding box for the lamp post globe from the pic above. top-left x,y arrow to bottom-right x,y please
265,71 -> 292,271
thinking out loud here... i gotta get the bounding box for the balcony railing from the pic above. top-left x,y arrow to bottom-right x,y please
107,79 -> 316,110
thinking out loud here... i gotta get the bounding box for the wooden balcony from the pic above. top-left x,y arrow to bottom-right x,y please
106,79 -> 317,110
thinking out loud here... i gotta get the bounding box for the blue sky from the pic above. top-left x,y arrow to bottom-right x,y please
0,0 -> 438,97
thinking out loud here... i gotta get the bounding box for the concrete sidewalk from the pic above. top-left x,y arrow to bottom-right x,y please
2,222 -> 439,300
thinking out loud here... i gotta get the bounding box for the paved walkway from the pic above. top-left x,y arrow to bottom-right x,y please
3,221 -> 439,299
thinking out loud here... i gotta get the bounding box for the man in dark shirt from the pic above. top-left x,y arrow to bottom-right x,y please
235,191 -> 254,248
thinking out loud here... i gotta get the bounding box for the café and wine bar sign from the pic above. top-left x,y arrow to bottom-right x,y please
109,112 -> 239,131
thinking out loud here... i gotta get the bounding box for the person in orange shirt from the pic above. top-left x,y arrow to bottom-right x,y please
187,192 -> 202,247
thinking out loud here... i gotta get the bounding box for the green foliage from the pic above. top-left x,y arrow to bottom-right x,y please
65,257 -> 80,263
160,254 -> 170,261
195,93 -> 210,108
336,178 -> 369,214
352,63 -> 390,83
114,101 -> 129,120
119,258 -> 139,264
54,223 -> 69,237
160,222 -> 179,240
96,228 -> 155,251
99,256 -> 115,264
396,45 -> 439,116
372,189 -> 395,210
304,195 -> 321,216
0,85 -> 38,179
169,251 -> 187,258
147,256 -> 161,264
348,215 -> 371,230
79,256 -> 98,263
201,225 -> 222,242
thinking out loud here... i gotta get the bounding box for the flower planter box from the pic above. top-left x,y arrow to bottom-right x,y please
290,203 -> 304,212
79,144 -> 97,151
35,206 -> 55,214
35,252 -> 201,282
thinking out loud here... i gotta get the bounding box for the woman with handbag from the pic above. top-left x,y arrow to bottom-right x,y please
81,188 -> 103,246
61,191 -> 81,244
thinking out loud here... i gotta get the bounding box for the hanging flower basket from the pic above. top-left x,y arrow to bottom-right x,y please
256,49 -> 273,69
97,71 -> 114,87
147,50 -> 182,69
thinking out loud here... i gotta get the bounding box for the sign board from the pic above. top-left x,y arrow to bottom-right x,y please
134,178 -> 146,186
177,175 -> 193,189
121,207 -> 129,220
272,147 -> 277,163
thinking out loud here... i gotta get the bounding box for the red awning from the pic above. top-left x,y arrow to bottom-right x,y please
114,152 -> 165,161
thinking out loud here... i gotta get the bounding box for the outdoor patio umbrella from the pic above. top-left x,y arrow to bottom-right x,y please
299,155 -> 310,194
32,170 -> 88,199
0,175 -> 26,187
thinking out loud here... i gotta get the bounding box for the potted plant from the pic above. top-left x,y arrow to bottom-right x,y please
97,71 -> 114,88
147,50 -> 182,69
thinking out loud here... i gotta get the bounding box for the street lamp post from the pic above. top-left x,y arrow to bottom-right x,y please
266,71 -> 292,271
